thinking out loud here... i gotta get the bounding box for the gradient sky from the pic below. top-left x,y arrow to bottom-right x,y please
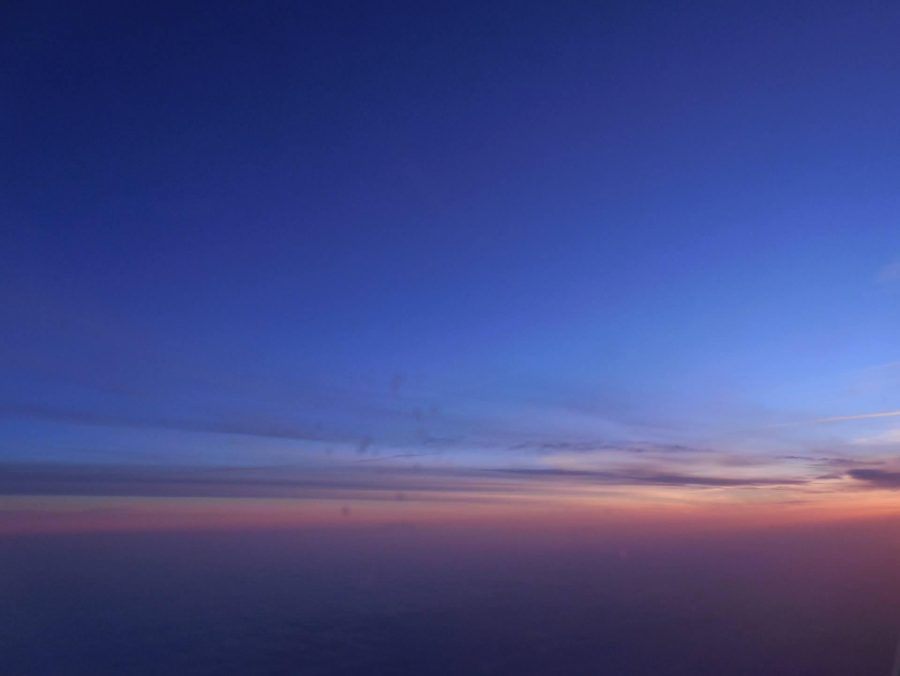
4,1 -> 900,528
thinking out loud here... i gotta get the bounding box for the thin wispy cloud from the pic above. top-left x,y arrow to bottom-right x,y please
811,410 -> 900,424
486,467 -> 806,488
0,461 -> 811,501
770,409 -> 900,429
0,402 -> 338,444
507,441 -> 704,454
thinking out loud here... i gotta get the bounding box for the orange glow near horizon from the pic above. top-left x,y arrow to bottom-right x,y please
5,482 -> 900,537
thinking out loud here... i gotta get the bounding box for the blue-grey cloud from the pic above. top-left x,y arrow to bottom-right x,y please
508,441 -> 702,454
0,402 -> 340,444
847,468 -> 900,488
486,467 -> 805,487
0,461 -> 807,501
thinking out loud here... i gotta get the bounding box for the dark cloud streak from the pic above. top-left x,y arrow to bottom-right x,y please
487,467 -> 805,487
847,468 -> 900,488
0,461 -> 807,501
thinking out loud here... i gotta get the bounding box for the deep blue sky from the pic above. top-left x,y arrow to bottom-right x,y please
4,1 -> 900,479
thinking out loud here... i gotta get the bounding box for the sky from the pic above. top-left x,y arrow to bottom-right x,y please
4,0 -> 900,532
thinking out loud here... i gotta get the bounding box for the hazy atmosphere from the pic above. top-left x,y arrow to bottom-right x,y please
4,1 -> 900,673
